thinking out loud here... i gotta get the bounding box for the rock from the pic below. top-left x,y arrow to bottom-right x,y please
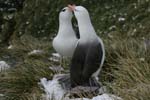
0,61 -> 10,72
92,94 -> 122,100
28,50 -> 44,55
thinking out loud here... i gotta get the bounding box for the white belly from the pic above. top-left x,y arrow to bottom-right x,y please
53,36 -> 78,57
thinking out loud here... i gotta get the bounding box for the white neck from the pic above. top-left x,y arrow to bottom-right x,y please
77,16 -> 97,40
58,19 -> 75,37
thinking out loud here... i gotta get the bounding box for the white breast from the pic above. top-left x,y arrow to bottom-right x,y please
53,35 -> 78,57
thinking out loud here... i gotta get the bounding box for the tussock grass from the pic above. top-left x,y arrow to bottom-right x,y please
1,29 -> 149,100
100,31 -> 150,100
0,35 -> 53,100
0,60 -> 51,100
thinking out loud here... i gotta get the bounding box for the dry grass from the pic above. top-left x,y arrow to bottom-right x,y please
0,31 -> 150,100
100,31 -> 150,100
0,35 -> 53,100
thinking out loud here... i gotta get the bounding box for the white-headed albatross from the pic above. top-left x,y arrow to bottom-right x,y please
53,7 -> 78,58
68,5 -> 105,88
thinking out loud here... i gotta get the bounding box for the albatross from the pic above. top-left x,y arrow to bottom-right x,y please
53,7 -> 78,58
68,5 -> 105,88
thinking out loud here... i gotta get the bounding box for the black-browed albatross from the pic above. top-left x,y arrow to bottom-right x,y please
53,7 -> 78,58
68,5 -> 105,88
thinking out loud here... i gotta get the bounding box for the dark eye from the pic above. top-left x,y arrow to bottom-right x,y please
61,9 -> 66,12
75,9 -> 79,12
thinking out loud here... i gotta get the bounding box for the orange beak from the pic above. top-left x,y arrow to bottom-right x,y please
68,4 -> 76,11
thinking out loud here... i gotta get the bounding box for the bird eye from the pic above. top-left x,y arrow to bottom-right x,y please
61,9 -> 66,12
75,9 -> 79,12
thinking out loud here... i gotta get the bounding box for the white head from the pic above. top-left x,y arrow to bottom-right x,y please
68,5 -> 90,23
57,7 -> 76,38
68,5 -> 96,39
59,7 -> 73,21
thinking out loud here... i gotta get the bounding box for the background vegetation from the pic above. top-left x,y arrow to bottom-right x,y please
0,0 -> 150,100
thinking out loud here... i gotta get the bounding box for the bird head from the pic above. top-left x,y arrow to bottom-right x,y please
68,5 -> 90,21
59,7 -> 73,21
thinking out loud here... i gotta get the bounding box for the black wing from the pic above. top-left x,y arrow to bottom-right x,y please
82,41 -> 103,82
70,43 -> 85,88
74,26 -> 80,39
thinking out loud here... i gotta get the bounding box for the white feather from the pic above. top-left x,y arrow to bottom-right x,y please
53,8 -> 78,57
